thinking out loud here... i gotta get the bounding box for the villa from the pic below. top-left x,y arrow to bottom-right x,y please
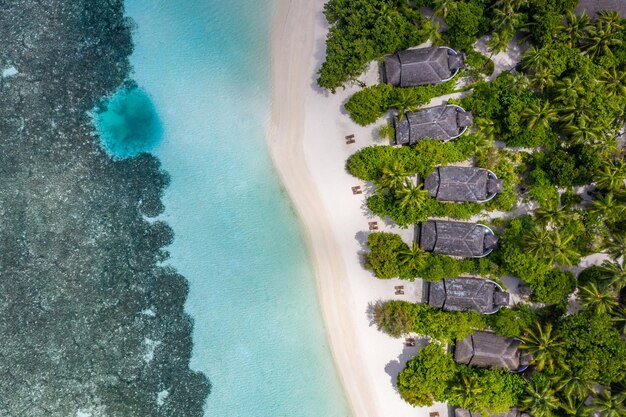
394,104 -> 473,145
424,166 -> 503,202
383,46 -> 464,87
425,277 -> 510,314
418,220 -> 498,258
454,331 -> 529,372
455,408 -> 531,417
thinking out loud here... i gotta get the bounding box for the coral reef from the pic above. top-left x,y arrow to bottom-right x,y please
0,1 -> 209,415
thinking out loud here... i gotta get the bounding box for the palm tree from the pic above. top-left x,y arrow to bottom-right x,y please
598,67 -> 626,97
595,160 -> 626,192
560,11 -> 593,47
598,259 -> 626,290
553,371 -> 594,399
449,373 -> 483,409
398,243 -> 425,271
597,10 -> 625,32
610,304 -> 626,335
432,0 -> 453,18
522,228 -> 580,266
419,18 -> 443,45
587,389 -> 626,417
474,116 -> 496,142
396,180 -> 429,210
589,192 -> 626,219
520,322 -> 564,372
534,203 -> 569,227
389,89 -> 419,121
582,16 -> 623,58
563,118 -> 604,145
559,396 -> 592,417
602,231 -> 626,260
521,100 -> 559,130
491,3 -> 523,34
577,281 -> 619,315
486,31 -> 511,62
378,161 -> 409,193
522,228 -> 554,260
555,75 -> 585,105
520,378 -> 561,417
521,45 -> 550,72
529,67 -> 556,92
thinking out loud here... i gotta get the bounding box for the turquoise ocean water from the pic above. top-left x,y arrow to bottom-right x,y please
123,1 -> 351,415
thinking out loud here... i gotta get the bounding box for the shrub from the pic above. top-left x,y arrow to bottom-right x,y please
486,305 -> 539,338
318,0 -> 426,91
365,232 -> 407,279
344,84 -> 393,125
344,81 -> 456,126
530,269 -> 576,305
397,343 -> 457,407
373,301 -> 486,342
558,310 -> 626,385
442,0 -> 489,51
346,135 -> 475,181
447,367 -> 526,413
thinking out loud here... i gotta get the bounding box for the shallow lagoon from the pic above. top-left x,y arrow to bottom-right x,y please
124,0 -> 350,415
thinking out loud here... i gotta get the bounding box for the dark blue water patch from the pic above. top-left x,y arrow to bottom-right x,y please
94,87 -> 163,159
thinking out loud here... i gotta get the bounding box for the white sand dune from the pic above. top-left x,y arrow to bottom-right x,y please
268,0 -> 446,416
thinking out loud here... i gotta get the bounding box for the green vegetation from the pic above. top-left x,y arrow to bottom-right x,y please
344,81 -> 456,125
373,300 -> 486,341
366,232 -> 499,280
324,1 -> 626,415
318,0 -> 427,91
398,343 -> 525,411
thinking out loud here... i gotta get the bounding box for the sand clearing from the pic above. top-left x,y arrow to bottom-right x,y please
267,0 -> 447,416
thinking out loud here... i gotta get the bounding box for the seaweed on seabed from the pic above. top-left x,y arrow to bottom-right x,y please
0,0 -> 210,415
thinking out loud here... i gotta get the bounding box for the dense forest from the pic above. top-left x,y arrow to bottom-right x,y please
320,0 -> 626,415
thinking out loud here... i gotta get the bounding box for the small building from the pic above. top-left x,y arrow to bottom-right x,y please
425,277 -> 510,314
418,220 -> 497,258
455,408 -> 531,417
395,105 -> 472,145
384,46 -> 464,87
424,166 -> 503,202
575,0 -> 626,18
454,331 -> 529,371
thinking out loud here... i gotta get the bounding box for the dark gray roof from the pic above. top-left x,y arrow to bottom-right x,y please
384,47 -> 463,87
395,105 -> 472,145
424,166 -> 503,202
427,278 -> 509,313
575,0 -> 626,18
454,331 -> 521,370
455,408 -> 529,417
419,221 -> 497,258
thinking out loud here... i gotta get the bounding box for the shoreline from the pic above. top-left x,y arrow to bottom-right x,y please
267,0 -> 378,416
267,1 -> 450,416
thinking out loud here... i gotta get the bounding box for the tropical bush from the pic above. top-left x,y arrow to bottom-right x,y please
365,232 -> 500,281
344,81 -> 457,126
318,0 -> 426,91
373,300 -> 486,341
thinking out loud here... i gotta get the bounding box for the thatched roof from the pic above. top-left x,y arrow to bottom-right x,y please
455,331 -> 521,370
384,47 -> 463,87
575,0 -> 626,17
424,166 -> 503,202
395,105 -> 472,145
418,221 -> 498,258
427,278 -> 510,314
455,408 -> 530,417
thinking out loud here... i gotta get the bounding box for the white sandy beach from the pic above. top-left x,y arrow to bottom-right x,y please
268,0 -> 447,416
